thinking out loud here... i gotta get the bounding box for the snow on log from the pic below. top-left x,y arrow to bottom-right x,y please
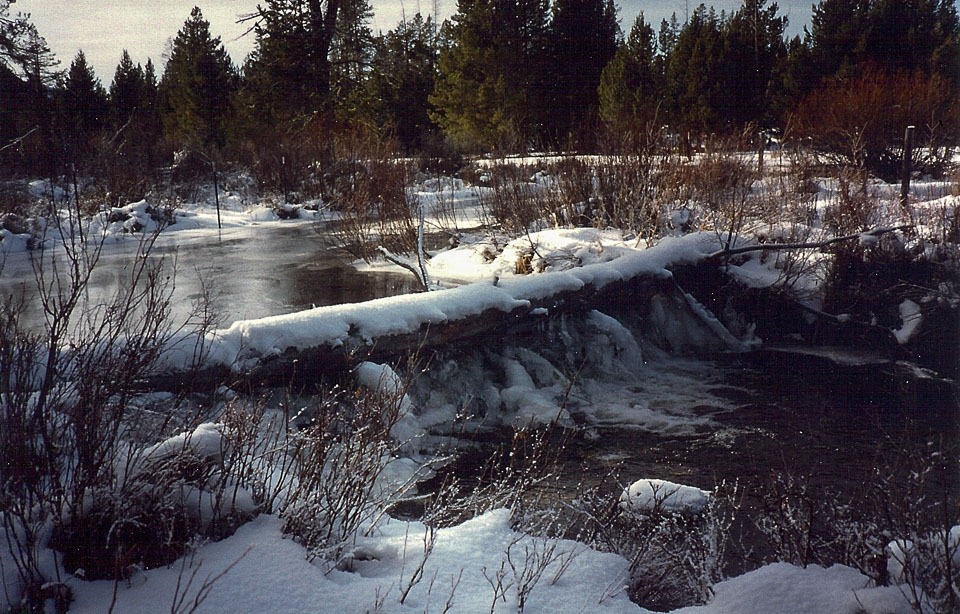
166,232 -> 726,379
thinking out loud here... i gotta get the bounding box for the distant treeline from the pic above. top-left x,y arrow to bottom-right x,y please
0,0 -> 957,184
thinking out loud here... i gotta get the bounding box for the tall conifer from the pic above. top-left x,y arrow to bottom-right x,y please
158,7 -> 235,150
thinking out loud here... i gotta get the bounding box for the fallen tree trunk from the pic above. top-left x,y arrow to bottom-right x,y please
145,271 -> 744,392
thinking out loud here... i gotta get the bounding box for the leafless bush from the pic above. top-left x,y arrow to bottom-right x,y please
756,473 -> 884,575
755,441 -> 959,614
324,138 -> 419,263
0,219 -> 219,609
822,167 -> 880,236
0,182 -> 32,217
477,161 -> 550,234
791,64 -> 959,181
277,391 -> 405,566
875,442 -> 960,614
422,415 -> 570,534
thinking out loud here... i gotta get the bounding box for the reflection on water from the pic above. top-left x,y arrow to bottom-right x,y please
0,222 -> 421,333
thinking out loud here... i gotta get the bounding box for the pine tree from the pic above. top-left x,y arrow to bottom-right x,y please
243,0 -> 349,128
159,7 -> 236,150
330,0 -> 374,124
430,0 -> 551,150
0,0 -> 31,69
721,0 -> 787,126
109,50 -> 144,129
664,5 -> 726,132
808,0 -> 959,85
598,13 -> 661,134
548,0 -> 620,145
60,50 -> 107,156
368,13 -> 439,152
18,24 -> 59,174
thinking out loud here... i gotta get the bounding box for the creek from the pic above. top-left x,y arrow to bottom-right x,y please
2,221 -> 956,530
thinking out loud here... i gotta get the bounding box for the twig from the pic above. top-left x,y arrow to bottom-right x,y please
0,126 -> 38,152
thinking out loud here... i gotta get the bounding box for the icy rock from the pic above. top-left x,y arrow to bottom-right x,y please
892,299 -> 921,345
620,478 -> 710,514
143,422 -> 226,464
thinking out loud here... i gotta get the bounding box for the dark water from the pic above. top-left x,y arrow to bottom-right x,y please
558,348 -> 957,493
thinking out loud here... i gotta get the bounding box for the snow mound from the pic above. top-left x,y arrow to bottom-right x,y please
671,562 -> 912,614
620,478 -> 710,514
143,422 -> 226,463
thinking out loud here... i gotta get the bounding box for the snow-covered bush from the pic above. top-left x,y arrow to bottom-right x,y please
564,471 -> 741,611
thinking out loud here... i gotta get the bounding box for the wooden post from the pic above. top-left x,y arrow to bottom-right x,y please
900,125 -> 914,211
757,131 -> 765,174
71,163 -> 84,243
213,162 -> 221,230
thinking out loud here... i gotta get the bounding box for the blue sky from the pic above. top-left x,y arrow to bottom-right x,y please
14,0 -> 813,81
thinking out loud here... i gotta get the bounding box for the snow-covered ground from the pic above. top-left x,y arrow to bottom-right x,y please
57,511 -> 913,614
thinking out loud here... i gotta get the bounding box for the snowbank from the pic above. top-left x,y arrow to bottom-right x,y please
671,562 -> 911,614
67,510 -> 642,614
62,511 -> 917,614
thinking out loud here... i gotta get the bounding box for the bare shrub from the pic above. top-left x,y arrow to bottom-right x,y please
0,220 -> 219,609
238,374 -> 422,569
756,473 -> 885,575
875,442 -> 960,614
822,167 -> 880,236
324,137 -> 419,262
477,161 -> 549,234
791,64 -> 959,181
755,442 -> 959,614
0,182 -> 32,218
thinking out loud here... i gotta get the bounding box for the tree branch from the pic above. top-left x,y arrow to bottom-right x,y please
704,225 -> 913,261
377,246 -> 427,291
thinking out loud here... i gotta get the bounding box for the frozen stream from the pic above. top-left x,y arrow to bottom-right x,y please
0,221 -> 419,333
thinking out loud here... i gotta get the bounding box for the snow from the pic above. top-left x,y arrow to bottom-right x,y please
142,422 -> 226,463
3,165 -> 955,614
893,299 -> 922,345
67,510 -> 643,614
59,511 -> 918,614
196,232 -> 721,370
620,479 -> 711,514
671,562 -> 912,614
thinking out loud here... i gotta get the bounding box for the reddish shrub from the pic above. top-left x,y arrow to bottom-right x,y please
790,65 -> 959,181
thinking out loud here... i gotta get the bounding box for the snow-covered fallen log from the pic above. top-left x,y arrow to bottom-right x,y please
150,233 -> 744,389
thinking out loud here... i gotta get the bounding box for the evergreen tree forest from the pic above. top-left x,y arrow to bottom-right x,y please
0,0 -> 958,188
